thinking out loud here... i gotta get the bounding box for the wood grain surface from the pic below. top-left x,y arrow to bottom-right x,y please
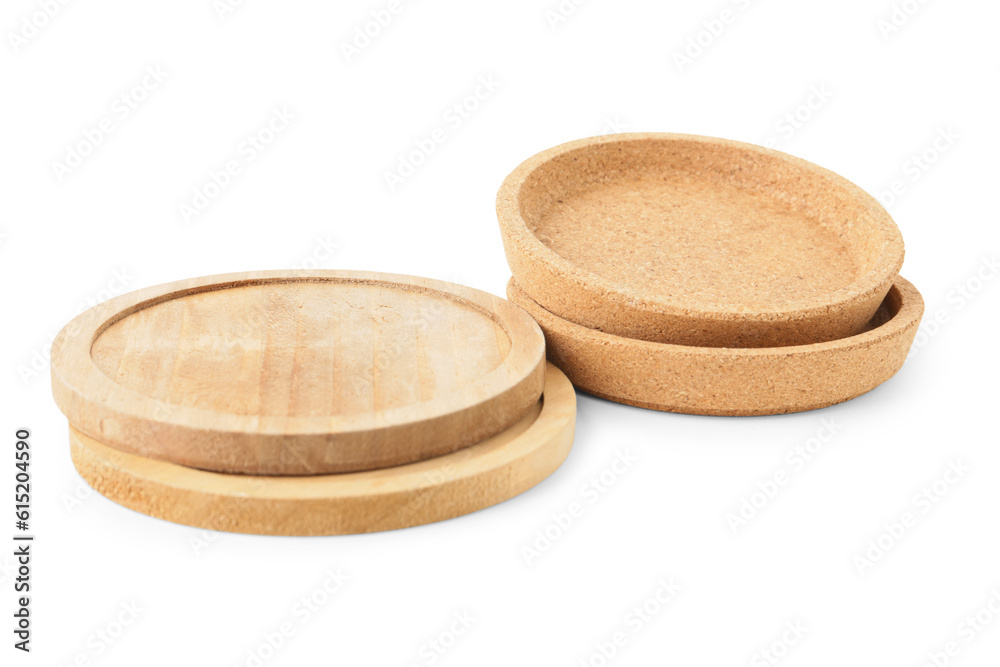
69,363 -> 576,536
52,270 -> 546,475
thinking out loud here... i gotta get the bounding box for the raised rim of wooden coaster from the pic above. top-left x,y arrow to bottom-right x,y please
507,278 -> 923,416
497,133 -> 905,348
68,363 -> 576,536
52,270 -> 546,475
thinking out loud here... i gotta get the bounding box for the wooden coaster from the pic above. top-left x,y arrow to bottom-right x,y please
68,363 -> 576,536
52,270 -> 546,475
507,278 -> 923,416
497,133 -> 905,348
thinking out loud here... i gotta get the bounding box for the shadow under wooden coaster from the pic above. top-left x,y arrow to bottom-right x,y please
508,278 -> 923,416
68,363 -> 576,536
497,133 -> 905,348
52,270 -> 545,475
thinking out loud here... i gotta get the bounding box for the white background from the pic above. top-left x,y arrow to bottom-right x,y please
2,0 -> 999,665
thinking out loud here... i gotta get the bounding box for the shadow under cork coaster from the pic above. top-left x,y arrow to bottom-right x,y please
497,133 -> 905,348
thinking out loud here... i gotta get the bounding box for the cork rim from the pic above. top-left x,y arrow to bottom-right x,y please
507,276 -> 923,358
497,132 -> 905,321
506,277 -> 923,416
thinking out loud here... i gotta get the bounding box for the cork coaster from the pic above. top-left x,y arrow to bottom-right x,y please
52,270 -> 546,475
68,363 -> 576,536
507,278 -> 923,416
497,133 -> 905,348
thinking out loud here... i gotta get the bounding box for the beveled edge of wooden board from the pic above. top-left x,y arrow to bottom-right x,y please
51,270 -> 546,475
507,277 -> 924,416
496,132 -> 905,347
68,363 -> 577,536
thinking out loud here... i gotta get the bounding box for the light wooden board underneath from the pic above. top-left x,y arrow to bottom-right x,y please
69,364 -> 576,536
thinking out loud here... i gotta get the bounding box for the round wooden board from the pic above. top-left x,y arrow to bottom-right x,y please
68,363 -> 576,536
497,133 -> 905,348
508,278 -> 923,416
52,270 -> 546,475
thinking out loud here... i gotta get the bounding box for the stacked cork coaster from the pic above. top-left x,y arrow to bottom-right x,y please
51,270 -> 576,535
498,133 -> 923,415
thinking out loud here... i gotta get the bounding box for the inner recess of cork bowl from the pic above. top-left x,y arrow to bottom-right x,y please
498,133 -> 905,347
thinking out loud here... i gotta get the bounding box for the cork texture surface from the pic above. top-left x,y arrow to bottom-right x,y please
507,277 -> 923,416
498,133 -> 905,348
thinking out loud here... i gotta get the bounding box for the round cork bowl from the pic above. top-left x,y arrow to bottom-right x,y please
497,133 -> 905,348
507,277 -> 923,416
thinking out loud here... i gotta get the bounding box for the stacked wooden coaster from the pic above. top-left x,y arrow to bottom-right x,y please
51,270 -> 576,535
497,133 -> 924,415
